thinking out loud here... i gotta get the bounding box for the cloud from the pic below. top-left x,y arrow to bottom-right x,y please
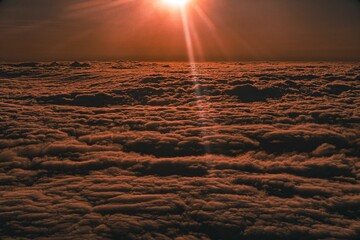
226,84 -> 284,102
0,62 -> 359,239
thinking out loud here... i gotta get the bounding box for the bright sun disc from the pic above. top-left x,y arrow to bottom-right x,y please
162,0 -> 191,8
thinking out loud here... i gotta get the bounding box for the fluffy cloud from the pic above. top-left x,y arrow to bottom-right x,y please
0,62 -> 359,239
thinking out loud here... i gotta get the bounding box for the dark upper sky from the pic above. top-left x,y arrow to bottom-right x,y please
0,0 -> 359,61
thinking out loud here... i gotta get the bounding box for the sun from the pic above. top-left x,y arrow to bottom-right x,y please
161,0 -> 191,8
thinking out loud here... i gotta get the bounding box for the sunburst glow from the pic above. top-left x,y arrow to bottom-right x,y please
161,0 -> 191,8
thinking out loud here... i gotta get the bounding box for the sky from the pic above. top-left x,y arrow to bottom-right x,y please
0,0 -> 359,61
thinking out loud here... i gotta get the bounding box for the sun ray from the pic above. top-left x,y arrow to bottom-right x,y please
69,0 -> 135,13
180,6 -> 212,154
194,5 -> 228,58
162,0 -> 191,8
180,8 -> 195,63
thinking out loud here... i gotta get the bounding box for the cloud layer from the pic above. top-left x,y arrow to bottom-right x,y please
0,61 -> 359,239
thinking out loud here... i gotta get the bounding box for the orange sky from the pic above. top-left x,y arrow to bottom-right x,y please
0,0 -> 360,61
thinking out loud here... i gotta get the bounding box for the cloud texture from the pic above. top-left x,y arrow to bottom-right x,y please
0,61 -> 359,239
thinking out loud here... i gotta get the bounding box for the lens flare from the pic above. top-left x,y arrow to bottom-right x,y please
162,0 -> 191,8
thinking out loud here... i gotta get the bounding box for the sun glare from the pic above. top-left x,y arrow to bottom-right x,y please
162,0 -> 191,8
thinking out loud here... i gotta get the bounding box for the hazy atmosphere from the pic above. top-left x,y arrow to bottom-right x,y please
0,0 -> 360,61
